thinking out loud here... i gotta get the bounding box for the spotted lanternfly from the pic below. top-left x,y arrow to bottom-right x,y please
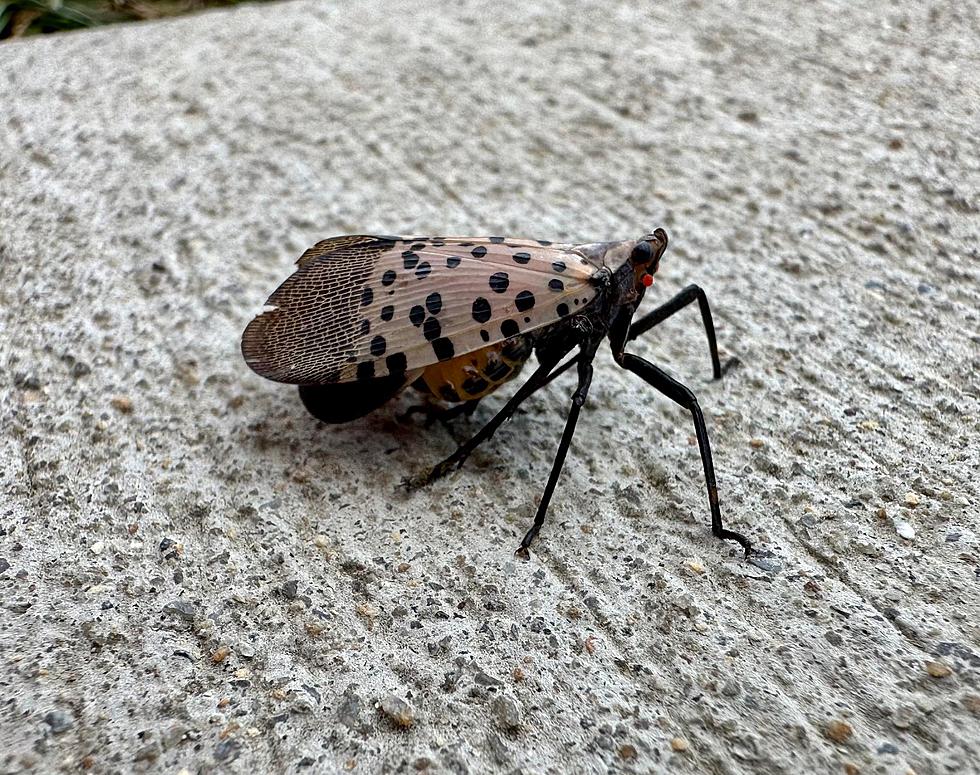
242,231 -> 753,558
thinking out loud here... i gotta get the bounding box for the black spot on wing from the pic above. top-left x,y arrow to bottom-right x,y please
402,251 -> 419,269
515,290 -> 535,312
472,297 -> 491,323
489,272 -> 509,293
432,337 -> 455,361
381,305 -> 394,321
549,278 -> 564,291
512,252 -> 531,264
381,269 -> 397,286
410,305 -> 425,327
472,246 -> 487,258
386,352 -> 407,374
446,255 -> 461,268
415,262 -> 431,279
423,317 -> 441,341
501,319 -> 519,338
425,292 -> 442,315
370,335 -> 387,357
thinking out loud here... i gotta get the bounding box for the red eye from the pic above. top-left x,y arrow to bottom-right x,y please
641,274 -> 654,287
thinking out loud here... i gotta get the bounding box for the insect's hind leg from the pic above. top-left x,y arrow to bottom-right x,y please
402,355 -> 562,491
618,352 -> 753,557
629,284 -> 736,379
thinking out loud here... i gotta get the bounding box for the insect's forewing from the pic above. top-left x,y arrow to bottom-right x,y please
242,235 -> 598,384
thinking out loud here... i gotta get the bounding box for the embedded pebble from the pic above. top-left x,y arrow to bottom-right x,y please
214,739 -> 241,763
747,552 -> 782,573
379,694 -> 415,728
211,645 -> 231,663
491,695 -> 522,729
110,396 -> 133,413
671,737 -> 689,752
683,559 -> 705,575
960,694 -> 980,715
43,710 -> 73,734
162,600 -> 197,621
619,744 -> 637,760
893,519 -> 916,541
925,661 -> 952,678
338,688 -> 365,730
824,719 -> 853,743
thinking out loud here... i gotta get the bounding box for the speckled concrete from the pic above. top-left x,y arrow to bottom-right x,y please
1,1 -> 978,773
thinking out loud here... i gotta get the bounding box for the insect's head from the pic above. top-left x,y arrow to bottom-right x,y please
629,228 -> 669,291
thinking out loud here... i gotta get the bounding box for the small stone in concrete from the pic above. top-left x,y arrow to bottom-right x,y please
162,600 -> 197,621
379,694 -> 415,728
43,710 -> 73,734
824,719 -> 853,743
491,695 -> 522,730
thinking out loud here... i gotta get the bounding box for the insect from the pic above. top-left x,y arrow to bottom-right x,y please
241,230 -> 753,559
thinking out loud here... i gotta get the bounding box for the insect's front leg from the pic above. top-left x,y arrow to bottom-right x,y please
628,284 -> 738,379
615,351 -> 753,557
515,339 -> 600,559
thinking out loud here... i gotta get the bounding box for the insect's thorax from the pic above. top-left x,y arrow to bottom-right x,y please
413,336 -> 533,403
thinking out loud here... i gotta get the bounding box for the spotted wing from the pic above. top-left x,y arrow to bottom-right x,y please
242,235 -> 599,384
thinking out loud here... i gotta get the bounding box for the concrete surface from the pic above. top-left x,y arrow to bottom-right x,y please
1,1 -> 979,773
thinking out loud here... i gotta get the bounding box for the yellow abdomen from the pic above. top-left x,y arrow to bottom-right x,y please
415,337 -> 532,403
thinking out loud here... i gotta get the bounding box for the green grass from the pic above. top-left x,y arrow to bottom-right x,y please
0,0 -> 278,39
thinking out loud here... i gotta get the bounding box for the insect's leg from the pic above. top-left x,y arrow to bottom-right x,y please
516,346 -> 598,559
618,352 -> 753,557
402,355 -> 563,490
546,286 -> 734,394
398,399 -> 481,427
628,284 -> 734,379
